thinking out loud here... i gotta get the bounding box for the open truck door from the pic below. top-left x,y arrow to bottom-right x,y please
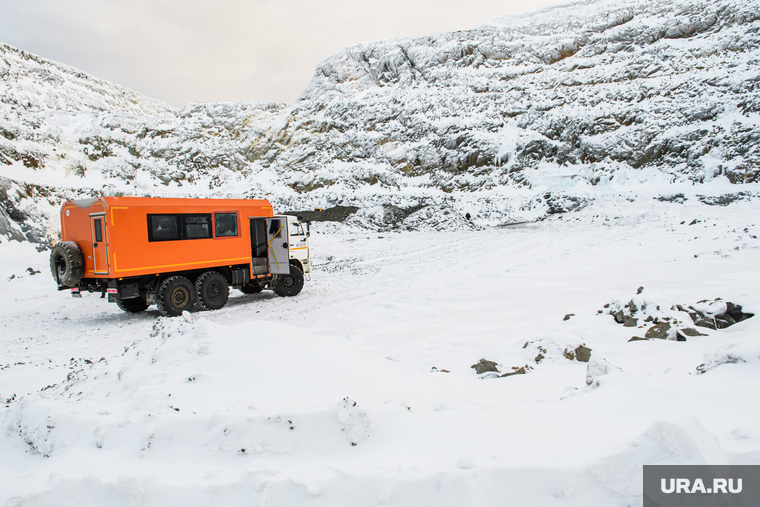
247,215 -> 302,297
249,216 -> 290,275
266,216 -> 290,275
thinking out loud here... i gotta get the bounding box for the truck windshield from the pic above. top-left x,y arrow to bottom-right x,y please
290,222 -> 305,236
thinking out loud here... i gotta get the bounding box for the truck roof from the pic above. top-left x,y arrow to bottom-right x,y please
65,196 -> 273,210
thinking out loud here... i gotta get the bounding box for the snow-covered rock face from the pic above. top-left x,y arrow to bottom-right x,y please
1,0 -> 760,244
0,43 -> 175,116
294,0 -> 760,187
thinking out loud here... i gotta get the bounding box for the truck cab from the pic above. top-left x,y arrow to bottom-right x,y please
286,214 -> 311,276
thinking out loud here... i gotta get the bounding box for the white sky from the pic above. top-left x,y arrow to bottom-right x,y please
0,0 -> 563,108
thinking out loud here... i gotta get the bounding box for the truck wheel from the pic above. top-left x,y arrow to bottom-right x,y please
49,241 -> 84,287
239,283 -> 263,294
157,276 -> 196,316
274,264 -> 304,297
116,297 -> 148,313
195,271 -> 229,310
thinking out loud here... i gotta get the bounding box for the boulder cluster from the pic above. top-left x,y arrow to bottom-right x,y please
471,358 -> 533,379
472,342 -> 592,379
604,288 -> 754,342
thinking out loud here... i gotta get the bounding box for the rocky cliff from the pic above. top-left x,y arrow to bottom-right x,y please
1,0 -> 759,243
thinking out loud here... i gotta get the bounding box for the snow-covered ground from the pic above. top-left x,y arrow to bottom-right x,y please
1,195 -> 759,506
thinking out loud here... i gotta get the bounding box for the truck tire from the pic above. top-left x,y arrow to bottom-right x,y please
49,241 -> 84,287
157,276 -> 196,316
239,283 -> 263,294
195,271 -> 229,310
274,264 -> 304,297
116,297 -> 148,313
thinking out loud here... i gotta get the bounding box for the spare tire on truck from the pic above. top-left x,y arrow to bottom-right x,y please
49,241 -> 84,287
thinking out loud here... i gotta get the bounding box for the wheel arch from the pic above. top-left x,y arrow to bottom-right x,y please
289,259 -> 304,273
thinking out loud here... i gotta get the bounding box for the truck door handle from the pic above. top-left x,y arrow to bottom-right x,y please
282,242 -> 288,248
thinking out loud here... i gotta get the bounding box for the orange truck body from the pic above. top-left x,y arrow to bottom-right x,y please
60,196 -> 273,280
52,196 -> 310,315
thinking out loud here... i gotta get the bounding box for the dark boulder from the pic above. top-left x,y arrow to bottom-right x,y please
471,358 -> 499,375
645,322 -> 671,339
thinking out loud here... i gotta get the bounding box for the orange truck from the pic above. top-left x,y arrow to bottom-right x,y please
49,196 -> 311,316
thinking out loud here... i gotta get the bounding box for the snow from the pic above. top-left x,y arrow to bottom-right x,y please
2,197 -> 759,506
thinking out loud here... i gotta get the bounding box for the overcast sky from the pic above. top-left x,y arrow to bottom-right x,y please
0,0 -> 562,108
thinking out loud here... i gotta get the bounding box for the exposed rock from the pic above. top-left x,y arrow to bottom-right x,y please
471,358 -> 499,375
698,193 -> 750,207
563,313 -> 575,321
500,366 -> 527,378
657,194 -> 686,203
609,292 -> 753,338
575,345 -> 592,363
695,318 -> 717,330
725,302 -> 754,323
284,206 -> 359,223
677,327 -> 707,341
645,322 -> 671,339
628,336 -> 649,342
544,193 -> 588,215
565,345 -> 592,362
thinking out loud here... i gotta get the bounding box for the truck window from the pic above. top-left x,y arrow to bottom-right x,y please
184,215 -> 212,239
148,215 -> 179,241
94,218 -> 103,242
215,213 -> 238,237
290,222 -> 304,236
148,214 -> 212,241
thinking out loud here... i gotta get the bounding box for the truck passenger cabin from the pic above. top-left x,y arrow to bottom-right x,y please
50,196 -> 311,316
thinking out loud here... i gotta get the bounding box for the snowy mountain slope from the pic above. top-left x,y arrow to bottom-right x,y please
0,43 -> 176,116
0,42 -> 179,242
290,0 -> 760,187
1,0 -> 760,245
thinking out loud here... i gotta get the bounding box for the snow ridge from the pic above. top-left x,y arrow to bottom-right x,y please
0,43 -> 175,116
